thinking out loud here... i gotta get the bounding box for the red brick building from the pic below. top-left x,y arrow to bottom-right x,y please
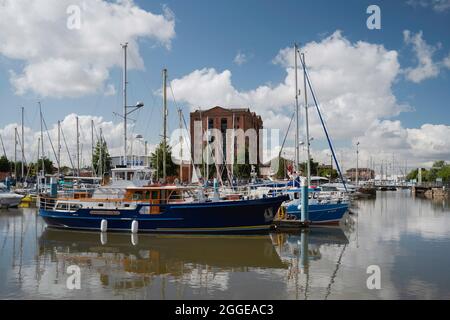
189,106 -> 263,166
346,168 -> 375,181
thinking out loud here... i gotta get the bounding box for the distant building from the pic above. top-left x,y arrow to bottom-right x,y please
346,168 -> 375,181
189,106 -> 264,166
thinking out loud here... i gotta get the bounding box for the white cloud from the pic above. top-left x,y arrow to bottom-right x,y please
354,120 -> 450,167
0,113 -> 154,169
403,30 -> 440,83
444,54 -> 450,69
0,0 -> 175,98
168,30 -> 450,168
406,0 -> 450,12
171,31 -> 404,141
233,51 -> 248,65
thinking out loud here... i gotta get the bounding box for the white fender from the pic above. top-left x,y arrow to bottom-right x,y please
131,233 -> 138,246
100,219 -> 108,232
131,220 -> 138,234
100,232 -> 107,245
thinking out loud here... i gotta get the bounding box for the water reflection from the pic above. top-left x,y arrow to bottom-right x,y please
271,227 -> 350,300
2,191 -> 450,299
32,225 -> 350,299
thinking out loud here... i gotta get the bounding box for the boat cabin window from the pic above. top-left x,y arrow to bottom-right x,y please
145,191 -> 150,200
56,203 -> 68,210
70,204 -> 81,210
294,192 -> 300,199
132,191 -> 143,200
98,203 -> 104,207
168,190 -> 183,201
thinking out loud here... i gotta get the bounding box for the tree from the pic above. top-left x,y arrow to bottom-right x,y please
92,140 -> 112,177
300,158 -> 319,176
232,147 -> 259,180
150,142 -> 177,181
27,158 -> 55,175
318,167 -> 338,180
0,156 -> 10,172
275,157 -> 288,179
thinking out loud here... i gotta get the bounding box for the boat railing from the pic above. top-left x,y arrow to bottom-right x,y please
38,196 -> 57,211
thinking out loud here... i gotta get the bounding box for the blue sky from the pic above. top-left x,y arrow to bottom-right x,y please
0,0 -> 449,168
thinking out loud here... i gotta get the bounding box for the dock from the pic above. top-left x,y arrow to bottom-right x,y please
272,219 -> 310,230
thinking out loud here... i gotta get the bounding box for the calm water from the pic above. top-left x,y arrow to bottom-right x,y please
1,190 -> 450,300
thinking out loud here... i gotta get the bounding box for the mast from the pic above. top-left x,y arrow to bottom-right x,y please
122,42 -> 128,167
356,142 -> 360,186
76,116 -> 80,176
39,102 -> 44,176
37,137 -> 40,191
0,134 -> 6,158
57,120 -> 61,176
178,108 -> 183,182
144,140 -> 148,167
21,107 -> 24,179
91,119 -> 94,176
99,128 -> 103,178
301,51 -> 311,187
162,68 -> 168,181
294,43 -> 300,174
14,127 -> 17,179
231,112 -> 235,180
206,116 -> 209,181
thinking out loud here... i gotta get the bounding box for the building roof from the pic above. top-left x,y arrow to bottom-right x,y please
190,106 -> 262,120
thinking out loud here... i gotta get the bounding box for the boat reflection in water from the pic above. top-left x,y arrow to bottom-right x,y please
37,225 -> 350,298
38,229 -> 287,292
271,227 -> 350,299
272,227 -> 349,263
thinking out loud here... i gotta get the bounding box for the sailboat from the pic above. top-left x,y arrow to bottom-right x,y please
279,44 -> 349,225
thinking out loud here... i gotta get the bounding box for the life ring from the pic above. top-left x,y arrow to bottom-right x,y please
276,206 -> 286,219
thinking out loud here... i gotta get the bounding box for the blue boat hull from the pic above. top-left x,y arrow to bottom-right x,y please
39,196 -> 288,234
285,203 -> 349,225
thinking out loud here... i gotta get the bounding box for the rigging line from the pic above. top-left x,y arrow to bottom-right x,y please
60,126 -> 76,172
127,52 -> 158,142
171,80 -> 228,185
24,140 -> 39,182
298,52 -> 347,192
278,111 -> 296,158
0,134 -> 7,158
324,243 -> 347,300
41,112 -> 58,163
181,112 -> 203,185
15,134 -> 27,164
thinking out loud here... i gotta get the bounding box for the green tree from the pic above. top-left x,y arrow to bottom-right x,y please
150,142 -> 178,181
318,167 -> 338,180
437,165 -> 450,182
300,158 -> 319,176
92,140 -> 112,177
232,148 -> 259,180
406,169 -> 418,181
0,156 -> 10,172
26,158 -> 54,175
275,157 -> 288,179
